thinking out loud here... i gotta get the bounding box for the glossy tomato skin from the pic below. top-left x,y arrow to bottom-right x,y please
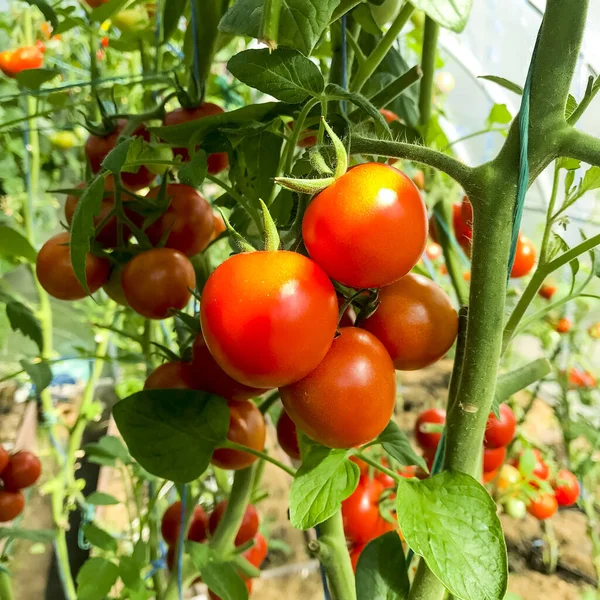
210,211 -> 226,241
244,533 -> 268,568
163,104 -> 229,174
1,451 -> 41,490
484,404 -> 516,449
201,251 -> 338,389
527,493 -> 558,520
211,400 -> 266,471
0,490 -> 25,522
120,124 -> 157,191
144,362 -> 196,390
0,46 -> 43,77
161,501 -> 208,545
553,470 -> 580,506
280,328 -> 396,449
414,408 -> 446,450
342,476 -> 394,545
302,163 -> 427,288
0,446 -> 9,474
483,446 -> 506,473
510,234 -> 536,278
208,501 -> 259,546
145,184 -> 214,256
514,449 -> 549,482
36,232 -> 110,300
276,410 -> 301,460
361,273 -> 458,370
122,248 -> 195,319
452,202 -> 472,251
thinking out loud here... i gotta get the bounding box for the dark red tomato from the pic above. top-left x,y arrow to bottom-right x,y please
350,544 -> 365,572
568,367 -> 597,389
527,493 -> 558,520
161,501 -> 208,545
510,234 -> 536,278
538,283 -> 557,300
280,328 -> 396,449
337,295 -> 356,327
121,248 -> 196,319
414,408 -> 446,450
555,317 -> 572,334
0,446 -> 9,474
200,251 -> 338,389
360,273 -> 458,371
144,362 -> 196,390
342,476 -> 394,545
0,46 -> 43,78
379,108 -> 401,124
208,501 -> 259,546
84,0 -> 108,6
0,490 -> 25,522
243,532 -> 268,568
553,469 -> 580,506
209,580 -> 252,600
484,404 -> 516,449
302,163 -> 427,288
191,333 -> 267,401
145,184 -> 214,256
1,451 -> 41,490
483,446 -> 506,472
276,410 -> 301,461
36,232 -> 110,300
211,400 -> 266,471
163,103 -> 229,174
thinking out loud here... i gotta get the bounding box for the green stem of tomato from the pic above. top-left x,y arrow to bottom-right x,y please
223,442 -> 296,477
0,569 -> 13,600
355,451 -> 402,482
283,97 -> 320,174
260,0 -> 282,48
418,17 -> 439,131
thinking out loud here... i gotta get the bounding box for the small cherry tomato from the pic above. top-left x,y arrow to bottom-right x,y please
163,104 -> 229,174
361,273 -> 458,371
0,490 -> 25,522
567,367 -> 597,389
0,46 -> 43,78
504,497 -> 527,519
211,400 -> 266,471
452,201 -> 472,252
553,469 -> 579,506
36,232 -> 110,300
555,317 -> 572,334
208,501 -> 259,546
161,501 -> 208,545
0,446 -> 9,473
484,404 -> 516,449
103,266 -> 129,306
483,446 -> 506,472
96,49 -> 105,61
201,251 -> 338,389
121,248 -> 196,319
1,451 -> 41,490
514,448 -> 549,483
527,493 -> 557,520
210,211 -> 226,241
35,40 -> 46,53
379,108 -> 401,123
350,544 -> 365,572
145,184 -> 214,256
482,469 -> 498,484
243,532 -> 268,568
414,408 -> 446,450
424,242 -> 442,261
538,283 -> 557,300
144,362 -> 196,390
510,234 -> 536,278
288,122 -> 317,148
280,328 -> 396,449
496,464 -> 522,494
113,6 -> 150,32
303,163 -> 427,288
101,36 -> 109,48
276,410 -> 301,461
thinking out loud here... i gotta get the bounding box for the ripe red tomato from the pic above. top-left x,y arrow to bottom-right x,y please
163,104 -> 229,174
527,493 -> 558,520
201,251 -> 338,389
208,501 -> 259,546
0,46 -> 43,78
514,449 -> 549,482
211,400 -> 266,471
350,544 -> 365,572
0,490 -> 25,522
36,232 -> 110,300
424,242 -> 442,261
553,469 -> 579,506
243,532 -> 268,568
288,122 -> 317,148
555,317 -> 572,334
342,476 -> 394,545
276,410 -> 301,460
280,328 -> 396,449
144,362 -> 196,390
484,404 -> 516,449
482,469 -> 498,484
1,451 -> 41,490
414,408 -> 446,450
161,501 -> 208,545
483,446 -> 506,472
302,163 -> 427,288
101,36 -> 109,48
379,108 -> 400,123
452,201 -> 472,251
360,273 -> 458,370
121,248 -> 196,319
0,446 -> 9,473
510,234 -> 536,278
210,211 -> 226,241
538,283 -> 557,300
568,367 -> 597,389
191,333 -> 267,401
145,184 -> 214,256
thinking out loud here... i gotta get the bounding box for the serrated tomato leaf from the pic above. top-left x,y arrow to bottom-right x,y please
76,557 -> 119,600
0,225 -> 37,262
6,300 -> 43,353
377,421 -> 427,470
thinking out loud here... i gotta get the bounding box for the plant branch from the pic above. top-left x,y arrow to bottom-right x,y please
560,127 -> 600,167
223,442 -> 296,477
418,17 -> 439,128
567,75 -> 600,126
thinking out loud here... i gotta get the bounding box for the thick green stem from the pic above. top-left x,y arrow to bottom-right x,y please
224,442 -> 296,477
540,162 -> 561,262
260,0 -> 282,49
418,17 -> 439,129
561,127 -> 600,167
0,570 -> 14,600
409,560 -> 446,600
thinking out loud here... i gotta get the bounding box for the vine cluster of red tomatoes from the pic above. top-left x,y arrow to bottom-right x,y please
0,447 -> 42,522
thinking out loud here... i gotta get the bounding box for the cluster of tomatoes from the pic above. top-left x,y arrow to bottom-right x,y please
161,500 -> 266,598
0,447 -> 42,522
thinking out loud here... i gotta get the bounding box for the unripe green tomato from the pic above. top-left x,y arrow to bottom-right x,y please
50,131 -> 78,150
112,6 -> 150,32
370,0 -> 402,27
410,10 -> 426,28
141,145 -> 174,175
504,497 -> 527,520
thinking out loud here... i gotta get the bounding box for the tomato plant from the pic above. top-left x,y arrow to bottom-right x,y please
414,408 -> 446,451
0,451 -> 41,490
552,470 -> 580,506
208,501 -> 259,546
484,404 -> 516,449
527,493 -> 558,520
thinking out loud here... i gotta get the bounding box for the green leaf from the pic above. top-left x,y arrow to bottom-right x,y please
228,48 -> 324,103
6,301 -> 43,353
76,557 -> 119,600
20,359 -> 52,392
86,492 -> 120,506
289,446 -> 359,529
84,436 -> 130,464
14,69 -> 59,89
546,232 -> 570,262
89,0 -> 129,22
178,150 -> 208,188
162,0 -> 187,43
396,472 -> 507,600
355,532 -> 409,600
377,421 -> 427,471
565,94 -> 578,120
104,138 -> 135,175
0,226 -> 37,262
119,555 -> 141,589
409,0 -> 472,32
486,103 -> 512,127
69,175 -> 106,295
495,359 -> 552,405
579,166 -> 600,194
0,527 -> 56,543
325,84 -> 390,132
219,0 -> 341,56
82,523 -> 117,552
478,75 -> 523,96
113,390 -> 229,482
557,157 -> 580,171
20,0 -> 58,29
